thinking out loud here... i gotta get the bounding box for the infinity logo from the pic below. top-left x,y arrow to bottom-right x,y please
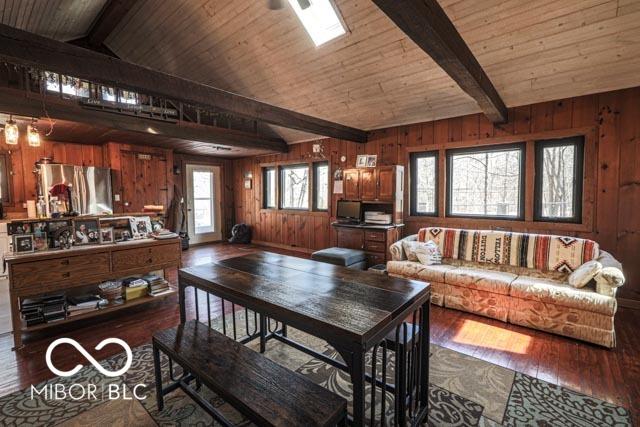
45,338 -> 133,378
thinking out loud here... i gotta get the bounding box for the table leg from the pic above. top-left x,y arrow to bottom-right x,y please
259,314 -> 267,353
10,290 -> 22,350
153,343 -> 164,411
178,279 -> 186,324
350,350 -> 366,426
419,301 -> 430,413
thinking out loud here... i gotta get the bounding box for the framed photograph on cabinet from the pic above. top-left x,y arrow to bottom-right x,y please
13,234 -> 34,253
73,219 -> 100,245
100,227 -> 114,244
366,155 -> 377,167
356,155 -> 367,168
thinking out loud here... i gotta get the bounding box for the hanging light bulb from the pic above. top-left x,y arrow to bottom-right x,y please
4,115 -> 19,145
27,119 -> 41,147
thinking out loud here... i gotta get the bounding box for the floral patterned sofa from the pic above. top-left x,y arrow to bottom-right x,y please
388,227 -> 625,348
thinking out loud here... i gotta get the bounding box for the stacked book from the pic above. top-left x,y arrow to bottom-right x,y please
152,229 -> 178,240
143,274 -> 172,297
42,294 -> 66,323
67,294 -> 106,317
122,277 -> 149,301
21,298 -> 46,327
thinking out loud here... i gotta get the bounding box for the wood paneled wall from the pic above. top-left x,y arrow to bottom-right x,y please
232,86 -> 640,302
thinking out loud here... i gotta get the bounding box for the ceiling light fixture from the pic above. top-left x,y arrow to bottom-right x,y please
27,119 -> 41,147
287,0 -> 346,46
4,115 -> 19,145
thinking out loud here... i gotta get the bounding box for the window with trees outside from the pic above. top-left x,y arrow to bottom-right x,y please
263,167 -> 276,209
410,151 -> 438,216
534,136 -> 584,223
280,164 -> 309,210
313,162 -> 329,211
446,143 -> 525,219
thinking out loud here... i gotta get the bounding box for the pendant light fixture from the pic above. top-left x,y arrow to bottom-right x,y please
4,115 -> 19,145
27,119 -> 41,147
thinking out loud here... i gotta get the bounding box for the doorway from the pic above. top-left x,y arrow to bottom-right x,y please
186,164 -> 222,244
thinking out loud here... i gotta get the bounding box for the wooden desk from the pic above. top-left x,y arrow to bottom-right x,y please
332,222 -> 404,266
6,238 -> 181,349
178,251 -> 430,426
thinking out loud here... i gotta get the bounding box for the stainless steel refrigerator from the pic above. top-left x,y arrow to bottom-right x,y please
39,164 -> 113,216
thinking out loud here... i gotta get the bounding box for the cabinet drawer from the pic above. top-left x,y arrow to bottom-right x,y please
365,231 -> 386,242
112,243 -> 180,271
11,253 -> 110,290
336,228 -> 364,250
364,240 -> 386,253
365,252 -> 386,266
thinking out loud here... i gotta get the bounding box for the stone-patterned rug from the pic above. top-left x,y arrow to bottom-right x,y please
0,324 -> 631,426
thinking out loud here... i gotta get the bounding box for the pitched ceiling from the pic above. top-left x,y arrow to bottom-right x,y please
2,0 -> 640,146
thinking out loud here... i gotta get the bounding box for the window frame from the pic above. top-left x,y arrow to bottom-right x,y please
262,167 -> 277,209
312,161 -> 329,212
534,136 -> 584,224
409,150 -> 439,217
279,163 -> 311,211
445,142 -> 526,221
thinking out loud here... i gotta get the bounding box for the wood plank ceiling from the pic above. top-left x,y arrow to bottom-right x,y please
2,0 -> 640,151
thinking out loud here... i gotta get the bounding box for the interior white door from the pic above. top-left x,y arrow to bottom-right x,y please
186,164 -> 222,244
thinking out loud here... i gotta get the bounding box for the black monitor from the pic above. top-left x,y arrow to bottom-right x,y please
336,200 -> 362,222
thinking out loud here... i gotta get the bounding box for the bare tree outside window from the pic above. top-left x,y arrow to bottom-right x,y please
535,137 -> 583,223
413,154 -> 437,214
280,165 -> 309,209
448,146 -> 523,217
314,163 -> 329,211
541,145 -> 575,218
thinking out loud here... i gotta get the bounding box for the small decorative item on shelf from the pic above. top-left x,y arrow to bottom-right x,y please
98,280 -> 123,305
13,234 -> 35,253
72,218 -> 100,245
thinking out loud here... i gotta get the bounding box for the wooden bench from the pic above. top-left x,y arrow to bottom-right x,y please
152,320 -> 348,427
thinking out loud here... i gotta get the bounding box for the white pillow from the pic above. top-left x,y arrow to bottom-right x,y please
415,240 -> 442,265
568,260 -> 602,288
402,241 -> 421,262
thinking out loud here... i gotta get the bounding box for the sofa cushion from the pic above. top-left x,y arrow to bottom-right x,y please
443,267 -> 516,295
417,227 -> 599,273
386,261 -> 457,283
509,276 -> 616,316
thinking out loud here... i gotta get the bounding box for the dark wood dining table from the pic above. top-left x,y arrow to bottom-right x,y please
178,251 -> 431,426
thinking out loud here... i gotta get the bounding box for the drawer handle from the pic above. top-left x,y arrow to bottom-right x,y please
62,272 -> 70,278
61,260 -> 70,265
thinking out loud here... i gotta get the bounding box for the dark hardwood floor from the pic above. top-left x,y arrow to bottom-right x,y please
0,242 -> 638,424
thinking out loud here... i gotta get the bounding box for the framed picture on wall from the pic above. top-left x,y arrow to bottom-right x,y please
366,155 -> 377,167
356,155 -> 367,168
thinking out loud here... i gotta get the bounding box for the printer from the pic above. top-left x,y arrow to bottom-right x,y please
364,211 -> 393,225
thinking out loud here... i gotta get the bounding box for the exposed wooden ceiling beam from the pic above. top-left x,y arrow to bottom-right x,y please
85,0 -> 137,49
372,0 -> 507,123
0,24 -> 368,142
0,87 -> 289,153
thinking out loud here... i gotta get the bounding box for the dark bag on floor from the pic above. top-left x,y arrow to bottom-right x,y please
228,223 -> 251,244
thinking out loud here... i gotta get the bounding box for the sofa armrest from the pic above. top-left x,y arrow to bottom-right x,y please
390,234 -> 417,261
594,250 -> 625,297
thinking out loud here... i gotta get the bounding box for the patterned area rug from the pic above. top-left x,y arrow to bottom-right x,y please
0,324 -> 631,426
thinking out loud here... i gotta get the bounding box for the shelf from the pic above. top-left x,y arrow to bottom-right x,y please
21,287 -> 176,332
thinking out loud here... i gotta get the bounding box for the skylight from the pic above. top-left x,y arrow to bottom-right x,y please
288,0 -> 346,47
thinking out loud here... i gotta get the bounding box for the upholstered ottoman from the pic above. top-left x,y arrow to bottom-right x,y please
311,247 -> 367,270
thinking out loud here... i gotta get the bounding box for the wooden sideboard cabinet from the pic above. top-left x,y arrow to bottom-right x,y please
333,223 -> 403,267
5,238 -> 181,349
